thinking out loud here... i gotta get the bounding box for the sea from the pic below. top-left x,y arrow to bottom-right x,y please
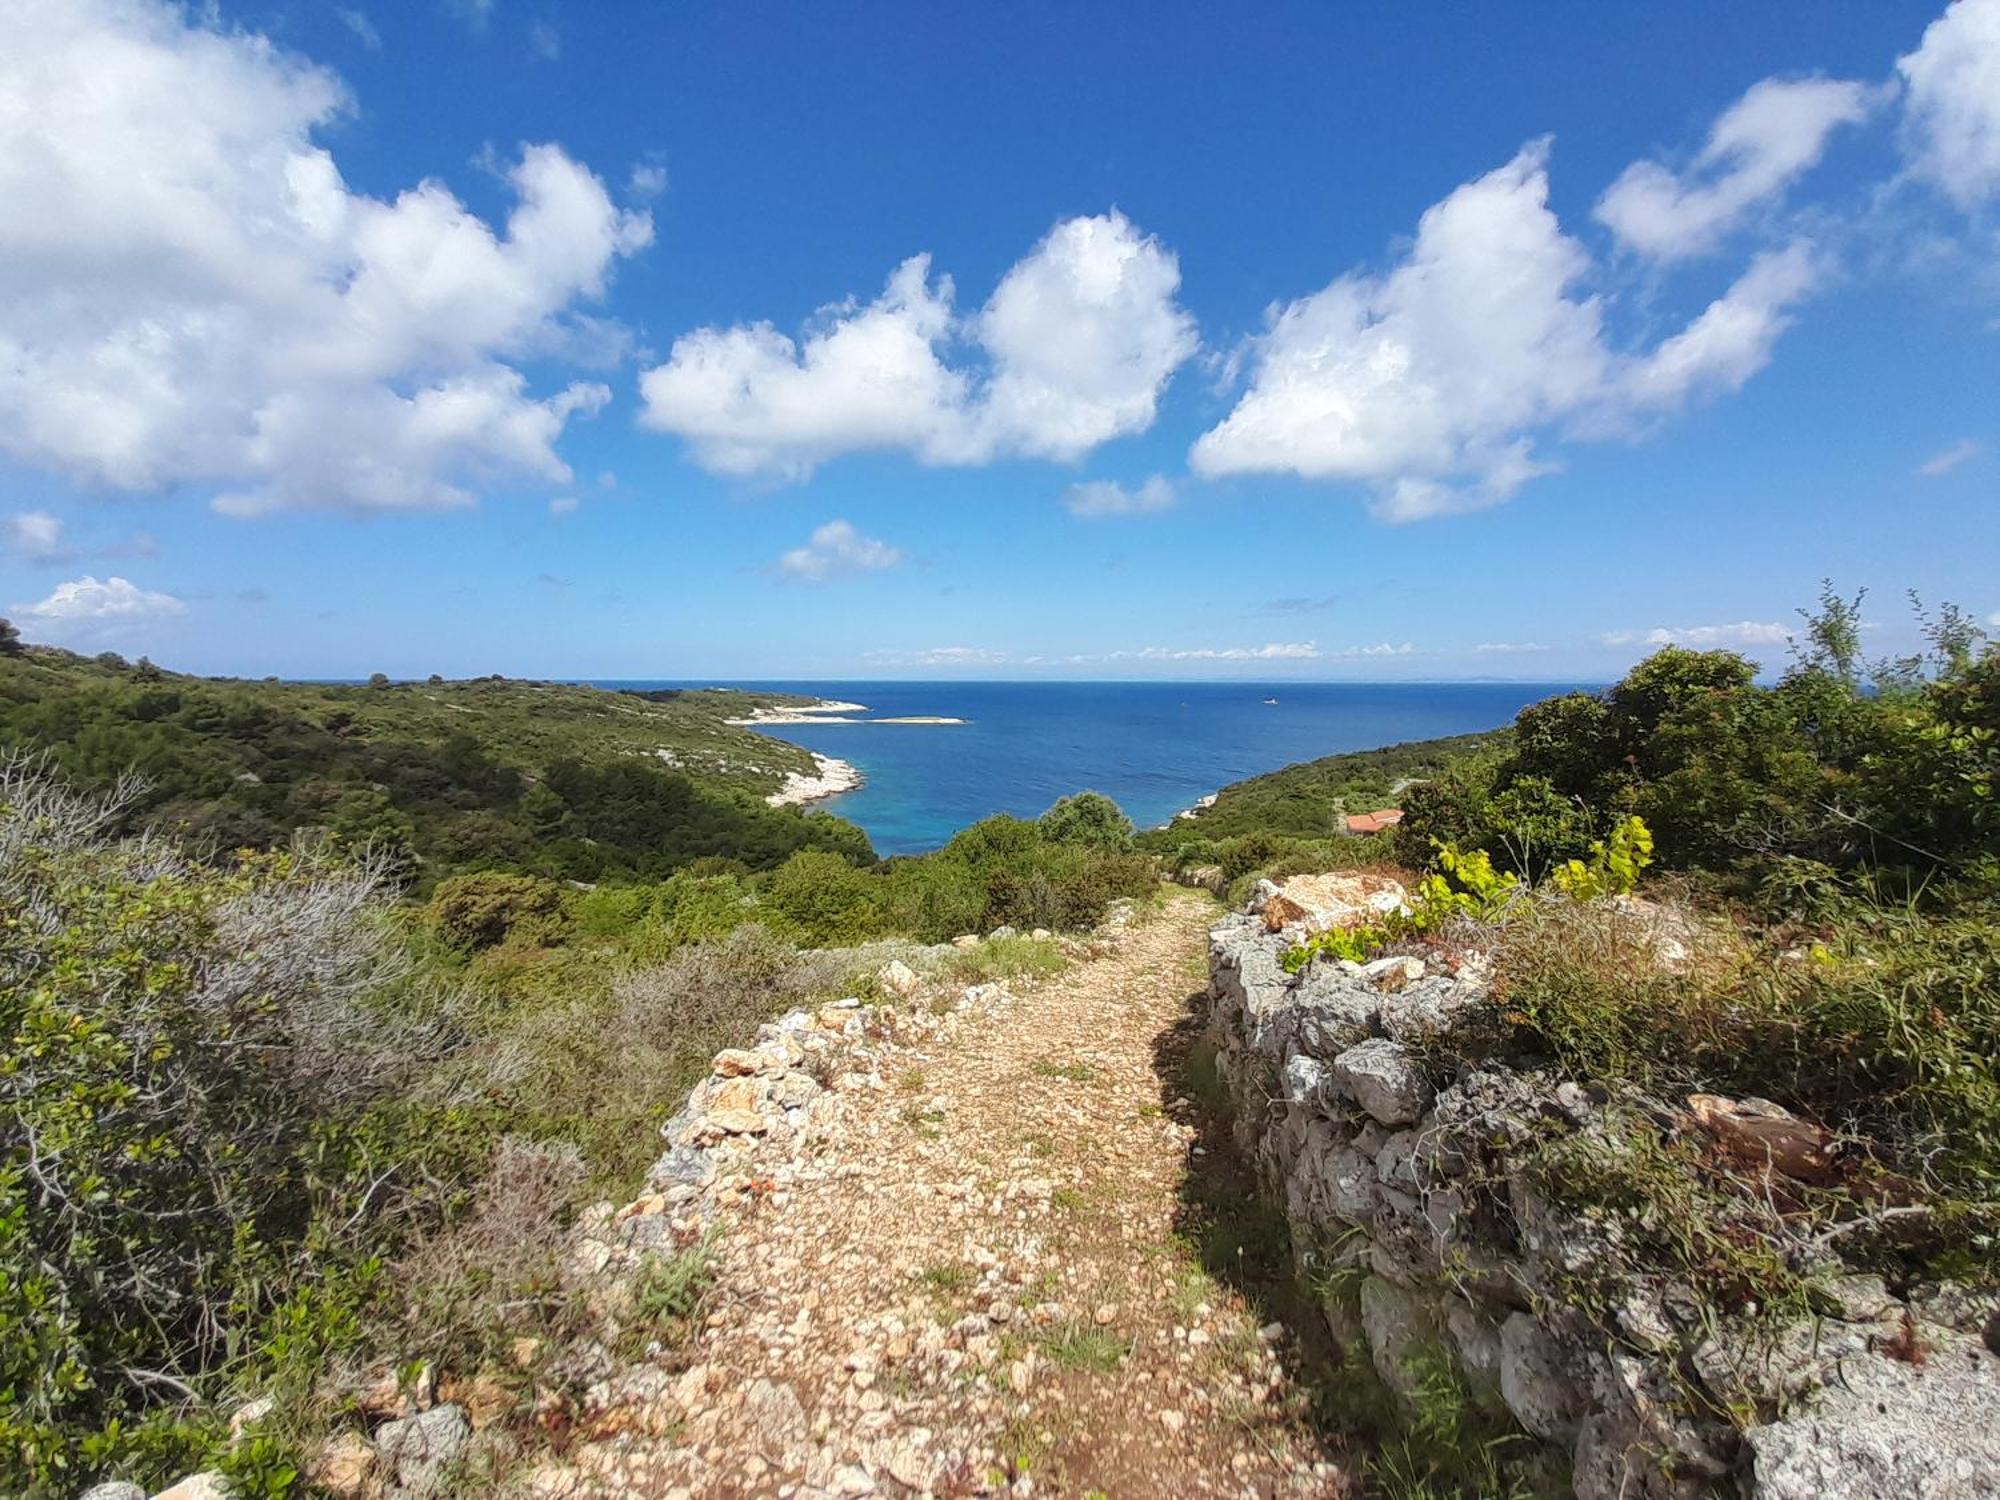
597,680 -> 1593,857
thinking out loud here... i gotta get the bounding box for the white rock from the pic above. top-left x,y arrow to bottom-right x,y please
1330,1038 -> 1432,1126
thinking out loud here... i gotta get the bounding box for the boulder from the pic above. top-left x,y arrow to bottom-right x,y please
1743,1332 -> 2000,1499
1499,1312 -> 1586,1443
876,959 -> 920,998
1685,1094 -> 1838,1185
150,1476 -> 226,1500
376,1402 -> 470,1494
1330,1038 -> 1432,1126
307,1432 -> 378,1499
1259,872 -> 1408,935
1359,1274 -> 1438,1398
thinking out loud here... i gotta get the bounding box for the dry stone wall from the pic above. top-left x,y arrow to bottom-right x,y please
1206,890 -> 2000,1500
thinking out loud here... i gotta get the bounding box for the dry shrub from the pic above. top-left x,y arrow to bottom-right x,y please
467,925 -> 850,1188
386,1137 -> 588,1368
1489,889 -> 1766,1089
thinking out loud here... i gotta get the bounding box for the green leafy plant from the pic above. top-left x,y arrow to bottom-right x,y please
1549,814 -> 1655,901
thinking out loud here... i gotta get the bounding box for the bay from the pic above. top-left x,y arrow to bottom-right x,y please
600,679 -> 1591,857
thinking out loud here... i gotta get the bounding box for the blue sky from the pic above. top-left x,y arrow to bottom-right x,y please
0,0 -> 1995,680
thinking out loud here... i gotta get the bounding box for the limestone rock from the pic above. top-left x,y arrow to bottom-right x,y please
1499,1312 -> 1586,1443
1358,1275 -> 1438,1398
1259,871 -> 1409,935
876,959 -> 920,998
1330,1038 -> 1432,1126
1685,1093 -> 1838,1184
80,1484 -> 146,1500
307,1432 -> 378,1499
150,1476 -> 226,1500
376,1402 -> 469,1494
1744,1331 -> 2000,1499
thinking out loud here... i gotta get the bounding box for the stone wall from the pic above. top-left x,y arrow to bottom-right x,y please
1205,895 -> 2000,1500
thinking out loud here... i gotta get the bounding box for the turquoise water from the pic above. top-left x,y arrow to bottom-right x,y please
602,680 -> 1588,856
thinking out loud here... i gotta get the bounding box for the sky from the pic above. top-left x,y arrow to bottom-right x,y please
0,0 -> 1996,681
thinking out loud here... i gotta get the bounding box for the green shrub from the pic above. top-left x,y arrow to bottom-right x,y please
0,762 -> 468,1491
427,870 -> 567,949
1037,791 -> 1135,851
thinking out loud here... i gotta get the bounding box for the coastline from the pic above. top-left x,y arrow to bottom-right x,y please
727,699 -> 869,727
766,751 -> 864,808
729,698 -> 965,727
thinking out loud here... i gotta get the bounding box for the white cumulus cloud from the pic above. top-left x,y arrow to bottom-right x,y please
14,574 -> 185,623
775,520 -> 904,582
1471,641 -> 1551,655
1064,475 -> 1175,518
1595,77 -> 1876,261
1191,142 -> 1821,521
0,0 -> 651,515
1898,0 -> 2000,209
638,212 -> 1196,480
863,645 -> 1009,667
1602,621 -> 1789,648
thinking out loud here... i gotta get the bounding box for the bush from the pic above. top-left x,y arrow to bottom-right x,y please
0,761 -> 468,1491
427,870 -> 567,949
1038,791 -> 1134,851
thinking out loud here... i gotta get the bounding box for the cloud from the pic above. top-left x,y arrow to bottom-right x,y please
528,20 -> 559,60
1111,641 -> 1413,662
1919,437 -> 1981,475
1191,143 -> 1819,521
4,512 -> 65,562
628,162 -> 668,200
337,9 -> 381,49
775,519 -> 904,582
13,574 -> 185,623
638,211 -> 1196,480
1471,641 -> 1551,654
1602,621 -> 1789,648
1595,77 -> 1875,261
1898,0 -> 2000,209
1064,474 -> 1175,518
548,494 -> 580,515
1119,642 -> 1323,661
863,645 -> 1010,667
0,0 -> 651,515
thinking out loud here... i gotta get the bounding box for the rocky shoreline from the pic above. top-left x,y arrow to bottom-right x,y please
765,751 -> 863,807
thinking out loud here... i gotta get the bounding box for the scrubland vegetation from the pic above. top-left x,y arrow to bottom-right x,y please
0,636 -> 1155,1492
1337,590 -> 2000,1372
4,583 -> 1994,1494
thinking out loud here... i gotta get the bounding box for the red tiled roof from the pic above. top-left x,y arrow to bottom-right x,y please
1344,809 -> 1404,834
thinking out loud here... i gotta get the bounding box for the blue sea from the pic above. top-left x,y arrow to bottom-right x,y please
597,680 -> 1590,857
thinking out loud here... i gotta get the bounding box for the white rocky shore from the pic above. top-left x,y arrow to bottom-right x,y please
726,699 -> 869,727
765,751 -> 863,807
728,698 -> 967,728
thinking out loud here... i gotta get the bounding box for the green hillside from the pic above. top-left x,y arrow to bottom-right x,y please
0,647 -> 862,883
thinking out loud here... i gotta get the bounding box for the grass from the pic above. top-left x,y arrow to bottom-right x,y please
619,1239 -> 719,1357
1038,1319 -> 1129,1372
917,1263 -> 975,1300
1032,1059 -> 1097,1083
943,934 -> 1071,986
1491,887 -> 2000,1288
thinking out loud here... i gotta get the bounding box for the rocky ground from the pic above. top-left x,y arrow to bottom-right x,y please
526,890 -> 1350,1498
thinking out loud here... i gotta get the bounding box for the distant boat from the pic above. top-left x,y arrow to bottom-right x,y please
1263,696 -> 1279,705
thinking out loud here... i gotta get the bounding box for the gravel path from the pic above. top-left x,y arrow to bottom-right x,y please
531,892 -> 1349,1498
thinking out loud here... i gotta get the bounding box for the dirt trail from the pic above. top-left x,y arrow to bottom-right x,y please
537,892 -> 1348,1498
